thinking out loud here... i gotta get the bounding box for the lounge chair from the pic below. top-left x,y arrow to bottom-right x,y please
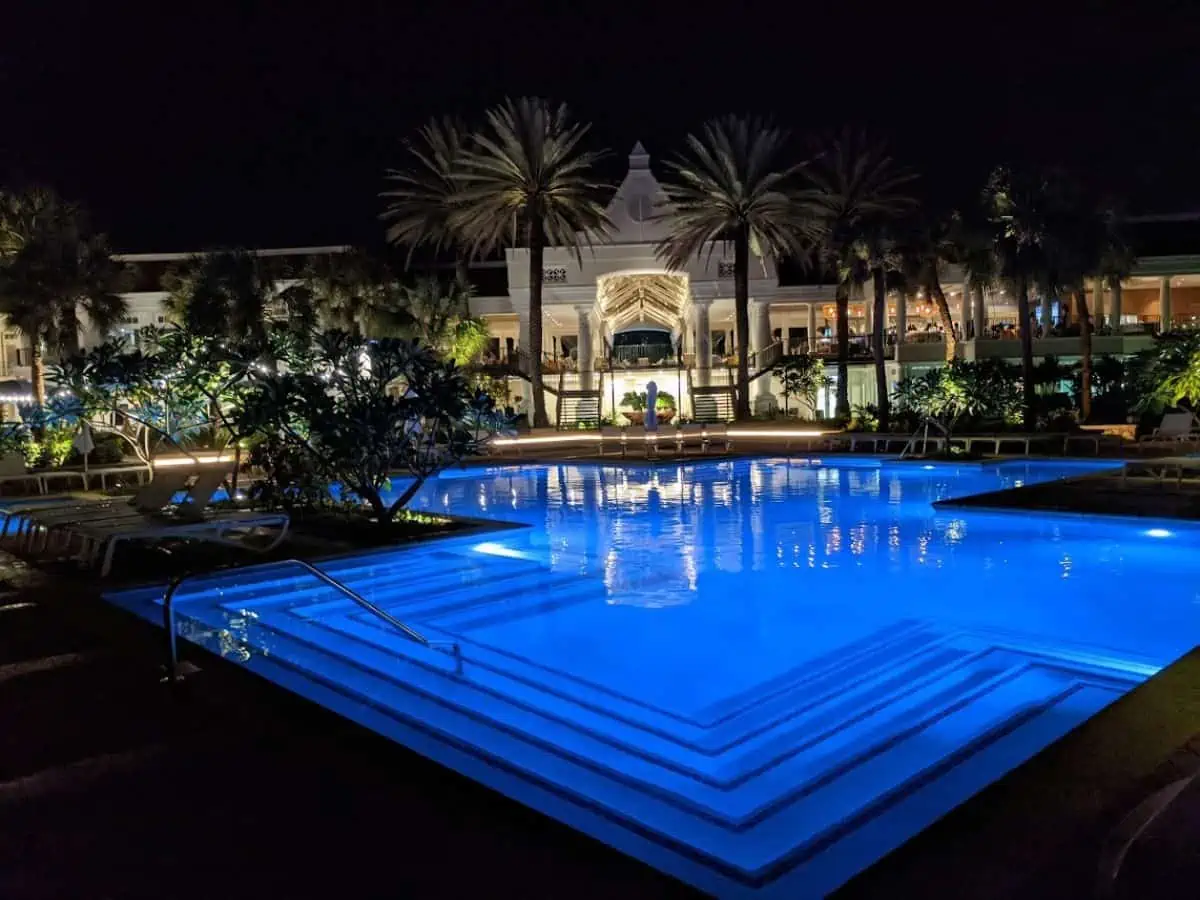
625,427 -> 660,459
3,469 -> 198,551
38,467 -> 230,550
1138,412 -> 1200,444
1120,456 -> 1200,489
72,509 -> 290,577
704,423 -> 732,454
675,423 -> 705,456
599,425 -> 625,458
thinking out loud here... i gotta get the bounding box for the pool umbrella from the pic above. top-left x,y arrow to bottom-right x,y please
645,380 -> 658,432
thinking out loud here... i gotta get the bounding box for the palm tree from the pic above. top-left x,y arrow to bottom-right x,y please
397,276 -> 489,362
805,131 -> 915,418
895,214 -> 960,362
162,249 -> 286,344
1037,173 -> 1108,420
451,97 -> 611,428
293,249 -> 407,338
656,115 -> 813,419
381,115 -> 475,286
0,187 -> 130,408
983,166 -> 1051,429
956,210 -> 1000,338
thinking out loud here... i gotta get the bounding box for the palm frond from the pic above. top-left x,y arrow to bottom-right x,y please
654,115 -> 814,271
381,116 -> 471,263
450,97 -> 613,262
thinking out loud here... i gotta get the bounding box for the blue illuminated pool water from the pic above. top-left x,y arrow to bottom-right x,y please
108,457 -> 1200,897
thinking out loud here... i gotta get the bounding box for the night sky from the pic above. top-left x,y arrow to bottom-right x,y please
4,0 -> 1199,253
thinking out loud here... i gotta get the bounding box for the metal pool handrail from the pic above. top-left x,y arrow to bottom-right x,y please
161,558 -> 463,680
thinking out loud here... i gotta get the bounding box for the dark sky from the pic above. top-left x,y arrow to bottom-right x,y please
4,0 -> 1199,253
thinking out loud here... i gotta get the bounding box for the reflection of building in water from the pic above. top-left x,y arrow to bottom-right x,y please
409,461 -> 989,601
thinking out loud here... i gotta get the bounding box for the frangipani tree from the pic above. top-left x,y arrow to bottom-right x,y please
236,332 -> 504,525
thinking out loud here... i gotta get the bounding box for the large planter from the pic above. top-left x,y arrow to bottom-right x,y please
621,409 -> 675,427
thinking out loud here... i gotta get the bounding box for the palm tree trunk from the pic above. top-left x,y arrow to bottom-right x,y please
29,335 -> 45,439
527,220 -> 550,428
1076,287 -> 1093,421
454,259 -> 471,317
1016,274 -> 1036,428
734,227 -> 751,420
29,336 -> 45,407
930,282 -> 957,363
835,284 -> 850,419
871,267 -> 889,430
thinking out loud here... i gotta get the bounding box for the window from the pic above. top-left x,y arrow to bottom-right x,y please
559,334 -> 578,360
15,348 -> 29,367
717,260 -> 735,278
711,331 -> 727,356
543,266 -> 568,284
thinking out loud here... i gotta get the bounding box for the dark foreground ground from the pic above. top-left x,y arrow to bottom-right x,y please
4,551 -> 1200,900
0,564 -> 696,900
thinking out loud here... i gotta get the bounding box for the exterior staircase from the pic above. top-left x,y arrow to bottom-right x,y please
555,373 -> 603,430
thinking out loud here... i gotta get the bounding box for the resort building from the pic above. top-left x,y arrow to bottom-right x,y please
4,144 -> 1200,422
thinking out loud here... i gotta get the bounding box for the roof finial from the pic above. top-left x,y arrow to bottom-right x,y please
629,141 -> 650,169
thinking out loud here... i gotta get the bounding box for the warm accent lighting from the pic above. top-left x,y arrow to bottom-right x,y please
491,428 -> 831,447
726,429 -> 828,439
152,453 -> 238,467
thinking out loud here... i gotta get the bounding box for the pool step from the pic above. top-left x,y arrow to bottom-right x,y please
177,599 -> 1132,819
168,602 -> 1125,889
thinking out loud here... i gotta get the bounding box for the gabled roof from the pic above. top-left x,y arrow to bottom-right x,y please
602,142 -> 674,246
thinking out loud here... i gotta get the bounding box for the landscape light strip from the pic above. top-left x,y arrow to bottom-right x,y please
491,429 -> 832,446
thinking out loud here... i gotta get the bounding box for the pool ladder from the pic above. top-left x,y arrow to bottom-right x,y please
161,558 -> 464,681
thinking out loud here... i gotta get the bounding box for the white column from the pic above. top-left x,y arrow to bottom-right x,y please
958,287 -> 972,339
806,302 -> 818,352
576,305 -> 594,390
1160,277 -> 1173,331
862,293 -> 873,338
894,292 -> 907,343
694,299 -> 712,387
1092,278 -> 1105,328
751,299 -> 773,408
751,299 -> 772,355
1040,294 -> 1053,330
973,286 -> 986,337
515,306 -> 532,424
1110,280 -> 1123,330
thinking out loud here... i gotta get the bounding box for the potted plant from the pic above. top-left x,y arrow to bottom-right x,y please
620,390 -> 677,426
620,390 -> 646,426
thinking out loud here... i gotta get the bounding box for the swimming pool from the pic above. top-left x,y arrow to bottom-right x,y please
108,456 -> 1200,897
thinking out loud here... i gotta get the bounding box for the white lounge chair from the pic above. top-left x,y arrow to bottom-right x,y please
675,423 -> 705,456
1139,412 -> 1200,444
39,467 -> 231,554
599,425 -> 625,458
72,509 -> 290,577
704,423 -> 732,454
5,469 -> 198,551
636,427 -> 663,459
